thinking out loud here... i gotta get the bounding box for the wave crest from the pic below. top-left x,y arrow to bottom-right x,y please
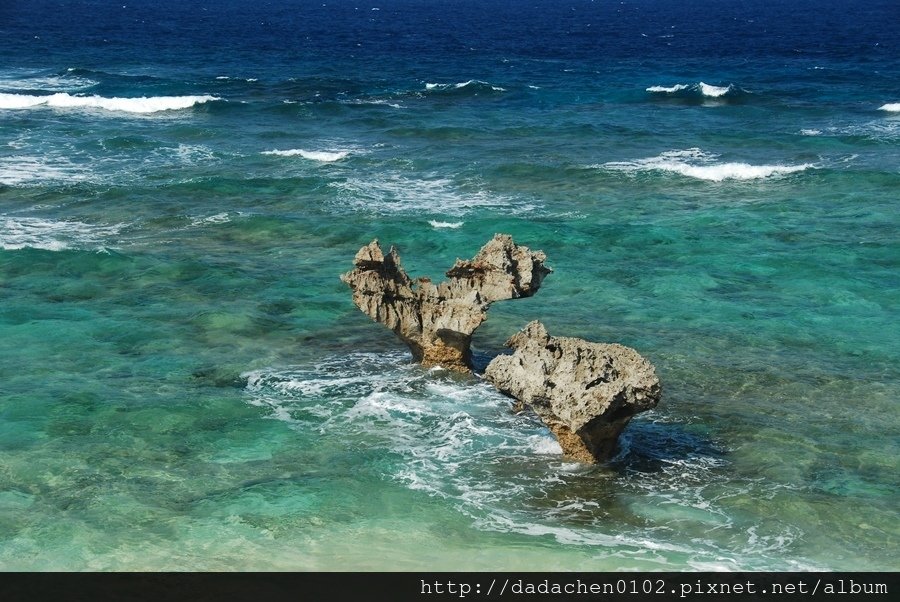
646,84 -> 690,94
600,148 -> 813,182
424,80 -> 506,94
0,92 -> 219,113
646,82 -> 738,99
878,103 -> 900,112
428,220 -> 463,229
261,149 -> 350,162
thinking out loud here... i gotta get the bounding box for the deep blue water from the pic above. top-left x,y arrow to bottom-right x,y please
0,0 -> 897,570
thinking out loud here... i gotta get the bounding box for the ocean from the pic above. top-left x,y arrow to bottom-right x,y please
0,0 -> 897,571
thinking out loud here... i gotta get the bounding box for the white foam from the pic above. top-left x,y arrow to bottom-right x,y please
343,99 -> 403,109
800,129 -> 822,136
189,212 -> 231,227
0,73 -> 97,92
428,220 -> 463,229
425,80 -> 505,92
172,143 -> 218,164
827,120 -> 900,141
242,353 -> 818,569
0,155 -> 88,187
878,103 -> 900,112
646,82 -> 734,97
262,149 -> 350,162
646,84 -> 690,93
601,148 -> 813,182
0,92 -> 218,113
529,435 -> 563,455
330,172 -> 534,216
0,216 -> 122,251
698,82 -> 731,98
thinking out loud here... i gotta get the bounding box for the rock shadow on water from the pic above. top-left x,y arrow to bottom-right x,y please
608,416 -> 727,475
510,415 -> 729,531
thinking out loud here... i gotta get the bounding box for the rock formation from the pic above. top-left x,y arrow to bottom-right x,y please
340,234 -> 551,372
484,321 -> 661,463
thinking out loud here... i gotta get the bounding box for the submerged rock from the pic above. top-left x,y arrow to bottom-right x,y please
340,234 -> 551,372
484,321 -> 661,463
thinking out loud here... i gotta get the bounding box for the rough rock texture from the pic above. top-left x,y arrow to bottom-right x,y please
484,321 -> 661,463
340,234 -> 551,372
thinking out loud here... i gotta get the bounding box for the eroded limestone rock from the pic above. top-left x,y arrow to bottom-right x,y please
484,321 -> 661,463
340,234 -> 551,372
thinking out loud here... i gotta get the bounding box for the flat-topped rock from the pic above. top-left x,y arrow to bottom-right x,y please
340,234 -> 551,372
484,321 -> 661,462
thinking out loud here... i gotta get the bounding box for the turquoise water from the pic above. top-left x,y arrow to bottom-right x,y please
0,0 -> 898,571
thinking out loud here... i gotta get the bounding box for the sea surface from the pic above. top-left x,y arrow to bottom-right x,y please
0,0 -> 897,571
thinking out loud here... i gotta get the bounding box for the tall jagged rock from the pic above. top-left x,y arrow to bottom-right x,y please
340,234 -> 551,372
484,321 -> 661,463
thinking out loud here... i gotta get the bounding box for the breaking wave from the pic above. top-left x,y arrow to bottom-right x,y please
0,92 -> 219,113
428,220 -> 463,229
262,149 -> 350,162
878,103 -> 900,112
600,148 -> 814,182
423,80 -> 506,95
645,84 -> 690,94
646,82 -> 740,99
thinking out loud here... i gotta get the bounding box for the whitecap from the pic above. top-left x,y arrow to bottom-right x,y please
0,216 -> 122,251
645,82 -> 735,98
800,129 -> 822,136
428,220 -> 463,229
425,80 -> 506,92
216,76 -> 257,82
0,92 -> 219,113
261,149 -> 350,162
878,103 -> 900,112
600,148 -> 813,182
646,84 -> 690,93
697,82 -> 732,98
